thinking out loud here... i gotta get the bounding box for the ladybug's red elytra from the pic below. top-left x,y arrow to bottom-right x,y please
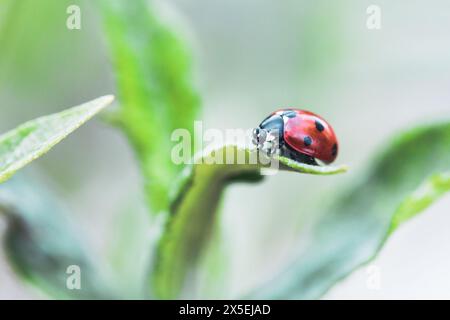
252,109 -> 338,165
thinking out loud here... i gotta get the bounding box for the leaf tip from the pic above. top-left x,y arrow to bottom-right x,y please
100,94 -> 115,106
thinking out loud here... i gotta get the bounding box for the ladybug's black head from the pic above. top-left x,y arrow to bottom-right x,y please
258,114 -> 284,146
252,113 -> 285,156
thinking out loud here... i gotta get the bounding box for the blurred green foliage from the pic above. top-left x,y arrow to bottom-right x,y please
0,177 -> 113,299
251,121 -> 450,299
0,0 -> 449,301
0,0 -> 87,94
297,1 -> 347,79
153,147 -> 347,298
0,96 -> 112,297
99,0 -> 200,214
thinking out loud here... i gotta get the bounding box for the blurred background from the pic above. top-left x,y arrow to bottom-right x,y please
1,0 -> 450,299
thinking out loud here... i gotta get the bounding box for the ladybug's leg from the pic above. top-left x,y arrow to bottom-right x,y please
252,127 -> 268,148
255,114 -> 284,155
252,127 -> 280,156
280,144 -> 318,166
264,130 -> 281,156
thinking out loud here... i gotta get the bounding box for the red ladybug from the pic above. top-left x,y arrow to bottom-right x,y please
253,109 -> 338,165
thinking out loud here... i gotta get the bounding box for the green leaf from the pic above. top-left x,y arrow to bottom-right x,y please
0,176 -> 114,299
99,0 -> 200,214
0,95 -> 113,298
249,121 -> 450,299
152,145 -> 347,298
388,172 -> 450,234
0,95 -> 114,184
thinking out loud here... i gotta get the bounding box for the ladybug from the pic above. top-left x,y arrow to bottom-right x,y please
252,109 -> 338,165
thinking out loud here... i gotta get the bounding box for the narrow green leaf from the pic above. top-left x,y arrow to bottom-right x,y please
152,145 -> 347,299
0,95 -> 114,184
249,121 -> 450,299
0,176 -> 114,299
99,0 -> 200,214
388,172 -> 450,234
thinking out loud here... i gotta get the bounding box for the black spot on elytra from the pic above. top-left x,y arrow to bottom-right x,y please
315,120 -> 325,132
332,143 -> 338,156
304,136 -> 312,146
